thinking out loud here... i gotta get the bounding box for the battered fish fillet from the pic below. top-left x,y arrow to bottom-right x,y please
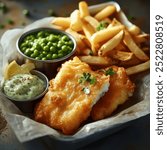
91,66 -> 135,121
34,57 -> 110,134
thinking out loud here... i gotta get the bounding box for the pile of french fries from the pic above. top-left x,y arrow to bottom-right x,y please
51,1 -> 150,75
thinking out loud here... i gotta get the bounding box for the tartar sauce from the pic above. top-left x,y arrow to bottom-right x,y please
3,74 -> 45,101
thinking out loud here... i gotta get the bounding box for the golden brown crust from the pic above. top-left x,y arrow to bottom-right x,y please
91,66 -> 135,121
34,57 -> 110,134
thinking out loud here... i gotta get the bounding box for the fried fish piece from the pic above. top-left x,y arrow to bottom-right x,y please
91,66 -> 135,121
34,57 -> 110,134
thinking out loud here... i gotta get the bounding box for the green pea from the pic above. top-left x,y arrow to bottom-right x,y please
61,45 -> 68,51
33,50 -> 39,56
48,35 -> 56,42
46,53 -> 52,59
20,43 -> 27,48
42,57 -> 47,60
61,35 -> 69,41
35,43 -> 41,50
52,54 -> 58,59
47,42 -> 52,47
50,46 -> 56,53
30,53 -> 36,58
58,53 -> 63,58
25,49 -> 32,56
42,51 -> 47,56
39,53 -> 44,58
21,47 -> 27,52
41,43 -> 46,48
43,45 -> 49,51
35,57 -> 41,60
37,31 -> 44,37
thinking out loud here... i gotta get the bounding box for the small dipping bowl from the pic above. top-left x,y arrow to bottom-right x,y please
17,27 -> 77,78
1,70 -> 49,113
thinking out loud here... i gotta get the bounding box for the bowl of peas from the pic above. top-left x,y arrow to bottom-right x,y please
17,27 -> 76,62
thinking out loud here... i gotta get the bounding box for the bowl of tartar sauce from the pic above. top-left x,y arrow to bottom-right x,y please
1,70 -> 49,113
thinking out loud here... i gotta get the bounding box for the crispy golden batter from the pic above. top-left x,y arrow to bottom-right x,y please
91,66 -> 135,121
34,57 -> 110,134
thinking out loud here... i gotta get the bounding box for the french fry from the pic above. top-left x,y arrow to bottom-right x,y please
123,30 -> 149,61
127,25 -> 141,36
78,56 -> 113,66
51,1 -> 150,75
91,25 -> 124,46
133,34 -> 150,45
79,34 -> 91,48
80,48 -> 93,56
84,15 -> 99,30
102,18 -> 113,24
98,30 -> 124,56
51,17 -> 70,29
112,51 -> 133,61
91,43 -> 101,55
119,55 -> 142,67
94,5 -> 116,21
65,28 -> 86,50
79,1 -> 89,18
70,9 -> 82,32
114,43 -> 128,51
126,60 -> 150,75
109,18 -> 122,28
82,21 -> 95,41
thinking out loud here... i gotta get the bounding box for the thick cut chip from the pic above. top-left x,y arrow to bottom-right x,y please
34,57 -> 110,134
91,66 -> 135,121
123,30 -> 149,61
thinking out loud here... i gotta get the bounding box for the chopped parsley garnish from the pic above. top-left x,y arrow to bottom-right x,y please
96,21 -> 109,31
105,68 -> 115,76
79,72 -> 96,85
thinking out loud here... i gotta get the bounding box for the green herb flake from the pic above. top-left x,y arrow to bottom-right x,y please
79,72 -> 96,85
90,77 -> 96,85
96,21 -> 109,31
105,68 -> 115,76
